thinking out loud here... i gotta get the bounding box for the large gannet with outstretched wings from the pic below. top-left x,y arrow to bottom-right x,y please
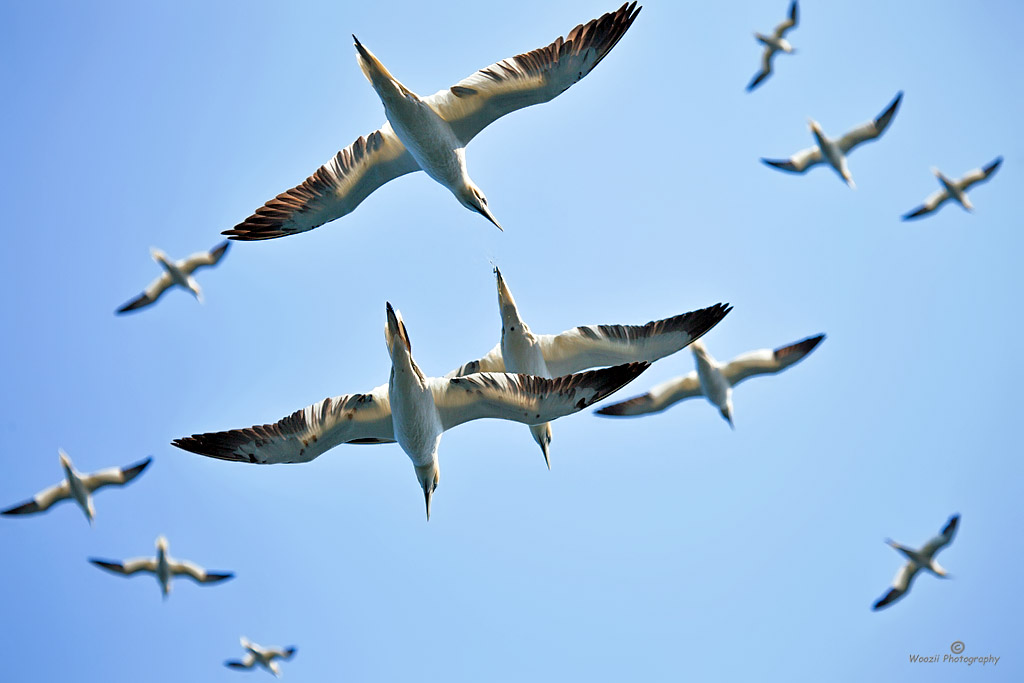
224,3 -> 641,241
174,303 -> 648,520
446,267 -> 729,467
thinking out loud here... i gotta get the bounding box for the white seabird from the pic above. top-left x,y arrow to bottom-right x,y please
873,514 -> 959,610
595,334 -> 825,427
117,241 -> 230,313
762,92 -> 903,188
747,0 -> 798,92
446,267 -> 730,467
226,638 -> 297,678
173,303 -> 649,520
902,157 -> 1003,220
89,535 -> 234,599
223,3 -> 641,240
1,450 -> 151,524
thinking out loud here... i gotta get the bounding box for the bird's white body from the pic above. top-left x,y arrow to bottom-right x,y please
227,638 -> 297,677
810,122 -> 854,188
755,33 -> 792,53
691,343 -> 734,425
59,453 -> 95,522
152,249 -> 202,301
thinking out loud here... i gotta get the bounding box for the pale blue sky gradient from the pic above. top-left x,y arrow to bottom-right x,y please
2,1 -> 1022,680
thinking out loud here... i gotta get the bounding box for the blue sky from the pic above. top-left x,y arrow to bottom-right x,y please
2,0 -> 1022,680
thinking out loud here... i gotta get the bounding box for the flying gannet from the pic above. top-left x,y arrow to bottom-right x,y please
89,535 -> 234,599
595,334 -> 824,427
902,157 -> 1003,220
446,267 -> 730,467
873,514 -> 959,610
226,638 -> 297,678
1,450 -> 151,524
117,241 -> 230,313
173,303 -> 649,520
223,3 -> 641,241
761,92 -> 903,188
747,1 -> 798,92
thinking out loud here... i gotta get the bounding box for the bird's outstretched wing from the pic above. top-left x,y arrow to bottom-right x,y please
80,457 -> 152,493
901,188 -> 949,221
225,655 -> 256,670
837,91 -> 903,153
761,146 -> 823,173
721,334 -> 825,386
921,514 -> 960,556
116,271 -> 174,314
538,304 -> 731,377
746,48 -> 775,92
872,562 -> 919,610
89,557 -> 159,576
172,385 -> 394,464
425,3 -> 642,146
224,124 -> 419,241
169,559 -> 234,584
959,156 -> 1003,191
180,241 -> 230,274
594,372 -> 702,417
1,480 -> 71,516
435,362 -> 649,430
775,1 -> 798,37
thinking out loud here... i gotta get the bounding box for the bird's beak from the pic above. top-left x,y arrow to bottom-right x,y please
478,204 -> 503,232
423,486 -> 433,522
540,440 -> 551,471
495,267 -> 514,306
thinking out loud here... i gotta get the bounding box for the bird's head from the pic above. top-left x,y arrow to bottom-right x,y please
58,449 -> 73,470
385,302 -> 412,360
156,535 -> 169,552
458,182 -> 503,231
494,267 -> 524,333
415,463 -> 440,521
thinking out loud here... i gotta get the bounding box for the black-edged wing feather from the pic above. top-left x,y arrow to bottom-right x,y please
224,124 -> 418,241
425,3 -> 641,146
172,385 -> 394,464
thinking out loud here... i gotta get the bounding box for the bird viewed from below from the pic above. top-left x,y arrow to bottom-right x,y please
1,450 -> 151,524
445,267 -> 731,468
223,3 -> 641,241
747,0 -> 798,92
872,514 -> 960,610
595,334 -> 825,427
116,241 -> 230,314
902,157 -> 1003,220
172,303 -> 650,520
89,535 -> 234,599
225,638 -> 297,678
761,92 -> 903,188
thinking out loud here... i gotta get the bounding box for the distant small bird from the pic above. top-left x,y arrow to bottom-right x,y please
116,241 -> 229,313
1,450 -> 151,524
595,334 -> 825,427
173,303 -> 649,520
902,157 -> 1003,220
762,92 -> 903,188
89,535 -> 234,599
873,514 -> 959,610
747,0 -> 798,92
226,638 -> 297,678
446,267 -> 730,467
224,3 -> 641,240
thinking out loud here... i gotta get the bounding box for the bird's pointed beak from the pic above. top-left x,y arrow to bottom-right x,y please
481,206 -> 503,232
424,486 -> 433,522
845,176 -> 856,190
541,440 -> 551,471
